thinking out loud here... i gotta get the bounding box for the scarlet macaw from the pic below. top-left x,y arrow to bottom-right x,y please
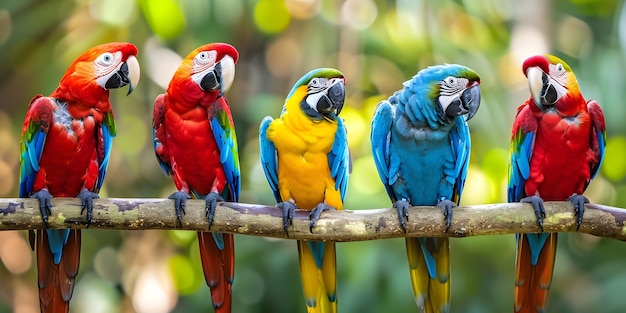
19,42 -> 140,312
371,64 -> 481,313
509,54 -> 605,313
259,68 -> 350,313
152,43 -> 239,313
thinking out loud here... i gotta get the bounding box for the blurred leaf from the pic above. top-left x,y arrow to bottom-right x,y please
138,0 -> 185,40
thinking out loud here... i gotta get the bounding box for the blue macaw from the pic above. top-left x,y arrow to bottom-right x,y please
371,64 -> 481,313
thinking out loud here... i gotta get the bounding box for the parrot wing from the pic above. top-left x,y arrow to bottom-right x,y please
587,99 -> 606,182
507,103 -> 537,203
19,95 -> 53,197
152,93 -> 173,177
328,117 -> 351,201
449,115 -> 471,204
210,97 -> 241,202
96,111 -> 115,192
259,116 -> 282,202
370,100 -> 395,201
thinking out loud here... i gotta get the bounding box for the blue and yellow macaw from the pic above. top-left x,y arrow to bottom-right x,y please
371,64 -> 481,313
508,54 -> 605,313
259,68 -> 350,313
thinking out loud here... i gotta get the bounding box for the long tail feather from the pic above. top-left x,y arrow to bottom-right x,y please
198,231 -> 234,313
406,237 -> 450,313
514,233 -> 558,313
36,229 -> 81,313
297,240 -> 337,313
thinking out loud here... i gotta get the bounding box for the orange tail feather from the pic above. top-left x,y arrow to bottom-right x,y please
36,229 -> 81,313
198,231 -> 234,313
514,233 -> 557,313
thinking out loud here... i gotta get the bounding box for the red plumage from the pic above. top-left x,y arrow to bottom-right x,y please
152,43 -> 240,313
510,55 -> 605,313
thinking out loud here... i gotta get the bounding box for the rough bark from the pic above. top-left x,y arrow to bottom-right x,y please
0,198 -> 624,242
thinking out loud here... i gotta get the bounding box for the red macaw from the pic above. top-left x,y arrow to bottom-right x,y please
508,54 -> 605,313
152,43 -> 240,313
19,42 -> 140,312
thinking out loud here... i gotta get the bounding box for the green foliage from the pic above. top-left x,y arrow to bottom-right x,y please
1,0 -> 626,312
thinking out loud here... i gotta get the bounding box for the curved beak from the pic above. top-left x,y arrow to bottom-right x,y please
317,80 -> 345,118
126,55 -> 140,95
199,55 -> 236,97
462,83 -> 481,120
526,66 -> 544,108
104,55 -> 141,95
443,83 -> 481,121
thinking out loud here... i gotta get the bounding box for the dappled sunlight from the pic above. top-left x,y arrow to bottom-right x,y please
1,0 -> 626,312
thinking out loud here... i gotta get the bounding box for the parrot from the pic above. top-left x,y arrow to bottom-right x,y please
370,64 -> 481,313
508,54 -> 605,313
259,68 -> 350,313
19,42 -> 140,312
152,43 -> 240,313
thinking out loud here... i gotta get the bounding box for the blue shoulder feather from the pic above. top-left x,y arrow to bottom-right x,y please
328,117 -> 351,201
259,116 -> 281,202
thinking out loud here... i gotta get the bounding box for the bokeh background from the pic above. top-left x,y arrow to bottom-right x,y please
1,0 -> 626,312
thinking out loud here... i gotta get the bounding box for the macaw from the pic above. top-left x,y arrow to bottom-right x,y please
508,54 -> 605,313
371,64 -> 481,313
152,43 -> 240,313
259,68 -> 350,313
19,42 -> 140,312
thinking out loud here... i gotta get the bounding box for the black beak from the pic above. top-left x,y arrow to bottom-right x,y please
317,81 -> 345,117
105,62 -> 131,91
444,84 -> 481,120
200,62 -> 222,92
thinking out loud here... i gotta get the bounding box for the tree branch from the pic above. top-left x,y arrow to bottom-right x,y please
0,198 -> 624,241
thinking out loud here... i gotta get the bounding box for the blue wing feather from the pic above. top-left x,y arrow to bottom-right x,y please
210,106 -> 241,202
370,100 -> 395,201
328,117 -> 351,201
450,115 -> 471,202
259,116 -> 281,202
96,123 -> 114,191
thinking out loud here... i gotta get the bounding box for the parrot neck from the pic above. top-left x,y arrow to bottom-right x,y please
50,83 -> 111,120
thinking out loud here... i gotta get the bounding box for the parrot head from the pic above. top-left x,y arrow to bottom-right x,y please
176,42 -> 239,98
523,54 -> 582,113
56,42 -> 140,99
416,64 -> 481,122
288,68 -> 345,121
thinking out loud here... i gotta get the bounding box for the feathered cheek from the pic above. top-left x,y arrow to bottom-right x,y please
93,51 -> 124,86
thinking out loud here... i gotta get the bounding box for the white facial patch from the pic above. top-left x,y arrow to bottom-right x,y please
305,77 -> 343,110
95,51 -> 124,87
438,76 -> 468,112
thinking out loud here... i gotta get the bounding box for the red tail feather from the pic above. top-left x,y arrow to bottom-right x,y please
198,232 -> 234,313
514,233 -> 557,313
36,230 -> 81,313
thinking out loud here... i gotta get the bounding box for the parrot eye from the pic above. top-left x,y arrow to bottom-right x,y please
97,52 -> 115,66
194,51 -> 216,65
445,77 -> 457,85
556,63 -> 565,73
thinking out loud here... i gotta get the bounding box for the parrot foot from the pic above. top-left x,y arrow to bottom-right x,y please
78,190 -> 99,228
437,199 -> 456,232
521,195 -> 546,232
568,194 -> 589,230
310,203 -> 335,233
393,199 -> 410,233
168,191 -> 191,226
205,192 -> 224,230
277,201 -> 298,235
31,189 -> 52,228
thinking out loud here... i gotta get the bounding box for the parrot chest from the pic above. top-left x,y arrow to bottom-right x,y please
390,127 -> 456,205
164,109 -> 225,195
527,112 -> 593,199
37,107 -> 99,196
269,120 -> 340,211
